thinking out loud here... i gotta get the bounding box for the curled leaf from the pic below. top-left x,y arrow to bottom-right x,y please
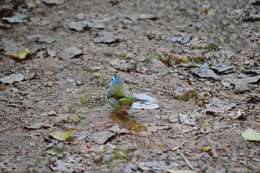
50,130 -> 74,141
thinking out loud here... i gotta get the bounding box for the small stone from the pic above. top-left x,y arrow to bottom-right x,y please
0,6 -> 12,18
47,49 -> 56,57
205,97 -> 234,115
30,17 -> 50,26
244,75 -> 260,84
89,65 -> 103,72
232,80 -> 250,93
137,161 -> 168,172
123,163 -> 137,173
102,154 -> 113,163
94,32 -> 121,44
49,159 -> 83,172
126,13 -> 158,22
75,131 -> 91,141
192,65 -> 220,80
75,80 -> 83,86
211,63 -> 234,74
42,0 -> 64,5
46,110 -> 57,116
178,111 -> 203,126
147,124 -> 172,133
25,0 -> 37,9
243,67 -> 260,75
170,33 -> 192,44
147,58 -> 168,73
0,73 -> 24,84
91,130 -> 115,144
109,125 -> 129,134
24,122 -> 52,130
60,46 -> 83,59
132,93 -> 159,110
68,20 -> 104,32
37,36 -> 56,44
68,21 -> 92,32
3,13 -> 28,24
109,59 -> 135,71
229,75 -> 260,93
0,22 -> 11,29
76,13 -> 85,20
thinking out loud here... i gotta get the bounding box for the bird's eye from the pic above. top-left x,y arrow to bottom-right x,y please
112,76 -> 115,82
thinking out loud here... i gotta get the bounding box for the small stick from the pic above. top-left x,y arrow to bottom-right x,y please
172,141 -> 186,151
177,149 -> 195,170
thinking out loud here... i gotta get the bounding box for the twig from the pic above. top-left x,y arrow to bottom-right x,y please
172,141 -> 187,151
177,149 -> 195,170
192,125 -> 233,139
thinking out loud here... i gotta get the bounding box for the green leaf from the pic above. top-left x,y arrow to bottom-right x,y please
49,130 -> 73,141
8,48 -> 31,60
242,128 -> 260,141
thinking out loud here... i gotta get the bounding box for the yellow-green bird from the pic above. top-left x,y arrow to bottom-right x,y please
107,74 -> 140,112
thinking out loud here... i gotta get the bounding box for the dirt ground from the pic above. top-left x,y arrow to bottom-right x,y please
0,0 -> 260,172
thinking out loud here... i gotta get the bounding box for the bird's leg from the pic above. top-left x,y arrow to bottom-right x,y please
111,109 -> 128,117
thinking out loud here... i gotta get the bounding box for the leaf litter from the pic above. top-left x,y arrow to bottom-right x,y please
1,0 -> 260,172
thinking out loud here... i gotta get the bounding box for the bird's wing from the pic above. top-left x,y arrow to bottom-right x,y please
107,84 -> 133,99
118,97 -> 135,107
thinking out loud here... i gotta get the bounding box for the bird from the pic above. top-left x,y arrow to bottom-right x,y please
107,74 -> 140,113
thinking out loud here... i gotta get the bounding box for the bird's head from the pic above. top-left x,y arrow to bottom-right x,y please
110,74 -> 123,86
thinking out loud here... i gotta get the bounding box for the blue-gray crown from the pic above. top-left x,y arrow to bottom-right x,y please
111,74 -> 123,85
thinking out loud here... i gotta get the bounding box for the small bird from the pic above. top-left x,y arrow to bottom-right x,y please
107,74 -> 140,113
